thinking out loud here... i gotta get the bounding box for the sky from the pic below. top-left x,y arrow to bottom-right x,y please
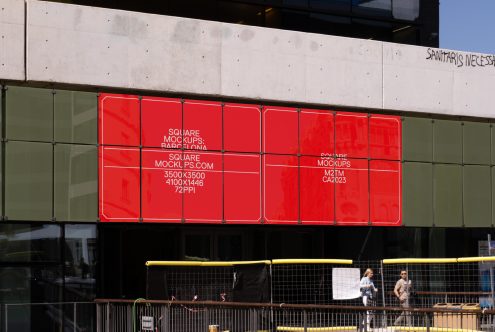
440,0 -> 495,54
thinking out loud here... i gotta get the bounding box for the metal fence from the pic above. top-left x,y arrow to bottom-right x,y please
96,299 -> 495,332
146,257 -> 495,309
1,302 -> 95,332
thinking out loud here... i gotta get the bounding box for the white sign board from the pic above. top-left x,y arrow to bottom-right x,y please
141,316 -> 154,331
332,268 -> 361,300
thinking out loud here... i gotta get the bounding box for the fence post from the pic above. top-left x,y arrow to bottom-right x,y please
425,312 -> 430,332
303,309 -> 307,332
74,302 -> 77,332
4,304 -> 7,332
105,303 -> 110,332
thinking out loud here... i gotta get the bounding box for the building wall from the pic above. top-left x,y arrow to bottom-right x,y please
1,0 -> 494,118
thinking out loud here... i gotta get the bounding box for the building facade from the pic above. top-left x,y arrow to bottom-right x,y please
1,0 -> 495,330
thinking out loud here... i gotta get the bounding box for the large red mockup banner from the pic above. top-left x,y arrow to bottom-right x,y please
99,93 -> 401,226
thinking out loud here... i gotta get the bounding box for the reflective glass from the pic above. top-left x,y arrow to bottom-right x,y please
224,103 -> 261,153
6,86 -> 53,141
64,224 -> 97,301
0,224 -> 61,262
300,109 -> 334,157
99,93 -> 140,146
54,90 -> 97,144
141,97 -> 182,148
335,112 -> 368,159
335,158 -> 369,225
392,0 -> 419,21
370,160 -> 401,225
224,154 -> 261,223
99,146 -> 140,222
369,115 -> 401,160
300,155 -> 334,224
352,0 -> 392,17
0,267 -> 62,303
183,100 -> 222,151
310,0 -> 350,12
263,154 -> 299,223
5,141 -> 53,221
55,144 -> 97,222
141,148 -> 182,222
183,152 -> 222,222
1,267 -> 63,331
263,106 -> 298,154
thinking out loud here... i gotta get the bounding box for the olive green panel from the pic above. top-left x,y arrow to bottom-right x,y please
402,117 -> 432,162
433,119 -> 462,164
463,121 -> 490,165
6,86 -> 53,141
5,141 -> 53,221
433,164 -> 462,227
464,165 -> 491,227
54,90 -> 97,144
54,144 -> 97,222
491,124 -> 495,165
403,162 -> 433,226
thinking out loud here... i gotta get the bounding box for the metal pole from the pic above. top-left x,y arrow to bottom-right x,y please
4,304 -> 8,332
489,234 -> 494,308
303,309 -> 307,332
380,260 -> 386,328
73,302 -> 77,332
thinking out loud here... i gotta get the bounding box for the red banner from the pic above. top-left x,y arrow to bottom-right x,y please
99,94 -> 402,226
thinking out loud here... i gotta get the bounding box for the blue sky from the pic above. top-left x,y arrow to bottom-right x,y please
440,0 -> 495,54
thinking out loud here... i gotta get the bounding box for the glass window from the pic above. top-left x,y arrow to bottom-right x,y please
403,162 -> 432,226
463,121 -> 490,165
392,0 -> 419,21
310,0 -> 350,13
402,117 -> 432,162
433,164 -> 462,227
1,267 -> 63,331
352,0 -> 392,17
433,119 -> 462,164
0,266 -> 62,303
64,224 -> 97,301
464,165 -> 491,227
54,90 -> 97,144
218,1 -> 264,26
184,234 -> 211,260
5,141 -> 53,221
6,86 -> 53,141
54,144 -> 97,222
263,107 -> 298,154
0,224 -> 61,262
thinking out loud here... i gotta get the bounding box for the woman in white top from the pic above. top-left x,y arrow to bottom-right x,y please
360,268 -> 378,330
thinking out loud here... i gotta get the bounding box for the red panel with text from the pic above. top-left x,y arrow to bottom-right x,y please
141,149 -> 182,222
370,160 -> 401,225
99,94 -> 140,146
224,154 -> 261,223
141,97 -> 182,148
263,107 -> 298,154
335,158 -> 369,225
183,100 -> 222,151
224,103 -> 261,153
300,156 -> 334,224
263,154 -> 299,223
335,112 -> 368,158
300,109 -> 334,156
183,152 -> 222,222
99,147 -> 140,222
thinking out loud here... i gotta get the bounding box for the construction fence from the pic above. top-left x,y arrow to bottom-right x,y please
145,257 -> 495,309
